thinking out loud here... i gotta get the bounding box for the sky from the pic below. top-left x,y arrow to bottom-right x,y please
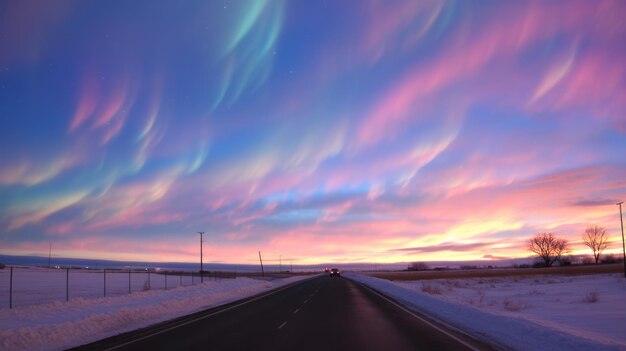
1,0 -> 625,266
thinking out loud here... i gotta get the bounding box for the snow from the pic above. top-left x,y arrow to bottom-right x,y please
347,272 -> 626,351
0,268 -> 313,351
2,266 -> 625,351
0,267 -> 231,308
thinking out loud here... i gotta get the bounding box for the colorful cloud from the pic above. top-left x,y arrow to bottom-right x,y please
0,0 -> 625,265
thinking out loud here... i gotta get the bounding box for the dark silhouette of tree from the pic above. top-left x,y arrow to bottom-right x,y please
582,225 -> 610,264
528,232 -> 569,267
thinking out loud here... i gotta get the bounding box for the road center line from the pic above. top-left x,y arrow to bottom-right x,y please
278,321 -> 287,329
303,299 -> 308,304
103,276 -> 318,351
293,308 -> 299,314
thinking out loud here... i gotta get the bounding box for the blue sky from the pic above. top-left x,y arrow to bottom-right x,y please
1,0 -> 625,264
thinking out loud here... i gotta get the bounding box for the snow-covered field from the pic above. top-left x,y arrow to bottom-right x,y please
348,272 -> 626,351
0,269 -> 314,351
0,267 -> 227,308
2,267 -> 625,351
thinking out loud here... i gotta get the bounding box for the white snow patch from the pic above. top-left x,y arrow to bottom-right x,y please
0,275 -> 313,351
347,272 -> 626,351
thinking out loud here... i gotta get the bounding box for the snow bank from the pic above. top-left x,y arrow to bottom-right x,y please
347,273 -> 626,351
0,275 -> 313,351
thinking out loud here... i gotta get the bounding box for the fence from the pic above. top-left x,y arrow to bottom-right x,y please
0,266 -> 237,309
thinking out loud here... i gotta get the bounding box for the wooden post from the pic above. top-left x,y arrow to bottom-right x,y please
66,268 -> 69,302
198,231 -> 205,283
9,266 -> 13,309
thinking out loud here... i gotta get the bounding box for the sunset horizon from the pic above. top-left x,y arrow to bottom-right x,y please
1,1 -> 625,266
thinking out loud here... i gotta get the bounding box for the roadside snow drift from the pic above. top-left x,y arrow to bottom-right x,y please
348,273 -> 626,351
0,276 -> 312,351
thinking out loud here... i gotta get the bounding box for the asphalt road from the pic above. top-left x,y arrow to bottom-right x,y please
75,275 -> 493,351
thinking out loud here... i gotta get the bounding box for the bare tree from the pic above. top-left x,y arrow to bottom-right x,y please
408,262 -> 429,271
582,225 -> 610,264
528,232 -> 569,267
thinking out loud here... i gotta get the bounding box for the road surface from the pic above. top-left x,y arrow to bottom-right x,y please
74,275 -> 493,351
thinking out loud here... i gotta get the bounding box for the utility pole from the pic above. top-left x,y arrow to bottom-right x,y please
258,251 -> 265,276
198,232 -> 205,283
618,202 -> 625,278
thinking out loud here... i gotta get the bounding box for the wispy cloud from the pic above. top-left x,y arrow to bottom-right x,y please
1,0 -> 624,264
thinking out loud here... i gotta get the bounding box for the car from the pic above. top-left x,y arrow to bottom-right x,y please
329,268 -> 340,277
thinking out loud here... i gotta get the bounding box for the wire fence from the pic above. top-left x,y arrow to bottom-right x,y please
0,266 -> 237,309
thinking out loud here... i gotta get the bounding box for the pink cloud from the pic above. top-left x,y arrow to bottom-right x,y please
47,222 -> 79,236
410,166 -> 624,238
69,74 -> 101,131
0,150 -> 86,187
554,52 -> 625,128
91,79 -> 129,129
360,1 -> 440,61
68,70 -> 138,145
8,165 -> 624,264
6,190 -> 88,231
355,0 -> 625,148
